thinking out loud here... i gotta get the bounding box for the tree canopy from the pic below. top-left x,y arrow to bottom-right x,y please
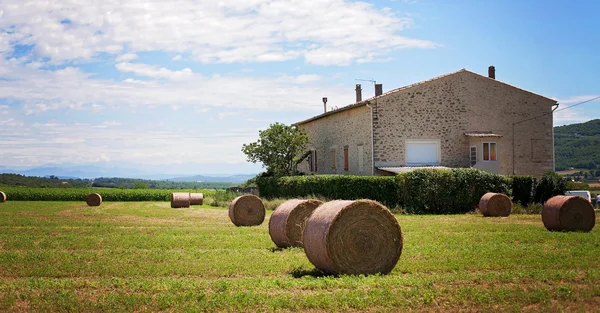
242,122 -> 309,176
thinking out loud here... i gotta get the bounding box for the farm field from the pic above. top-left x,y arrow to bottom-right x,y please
0,201 -> 599,312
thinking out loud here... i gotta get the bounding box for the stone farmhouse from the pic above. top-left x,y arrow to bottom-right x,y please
295,67 -> 557,178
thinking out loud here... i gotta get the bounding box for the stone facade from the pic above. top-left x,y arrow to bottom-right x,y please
296,69 -> 556,178
296,104 -> 373,175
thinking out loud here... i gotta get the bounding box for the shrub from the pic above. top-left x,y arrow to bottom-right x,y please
204,190 -> 240,207
534,171 -> 567,204
397,168 -> 511,214
257,174 -> 399,207
565,180 -> 590,191
511,176 -> 536,206
258,168 -> 510,214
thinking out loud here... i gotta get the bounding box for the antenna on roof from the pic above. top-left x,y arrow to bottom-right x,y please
355,78 -> 376,86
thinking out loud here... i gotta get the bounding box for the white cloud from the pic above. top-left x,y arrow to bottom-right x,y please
0,57 -> 355,114
0,0 -> 436,66
115,62 -> 194,80
115,53 -> 138,62
0,119 -> 262,167
552,95 -> 600,125
172,55 -> 182,61
555,95 -> 600,105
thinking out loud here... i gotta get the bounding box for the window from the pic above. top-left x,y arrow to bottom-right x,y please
470,146 -> 477,166
483,142 -> 497,161
343,145 -> 349,171
331,148 -> 336,170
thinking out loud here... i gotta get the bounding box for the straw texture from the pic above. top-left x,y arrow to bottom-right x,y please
229,194 -> 265,226
479,192 -> 512,217
190,193 -> 204,205
542,195 -> 595,232
0,191 -> 6,203
303,199 -> 403,275
269,199 -> 323,248
170,192 -> 190,208
86,193 -> 102,206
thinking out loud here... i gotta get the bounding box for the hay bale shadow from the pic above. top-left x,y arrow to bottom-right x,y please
290,267 -> 337,279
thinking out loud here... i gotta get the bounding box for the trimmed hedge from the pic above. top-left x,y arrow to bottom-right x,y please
257,168 -> 512,214
397,168 -> 511,214
256,175 -> 398,207
0,187 -> 216,202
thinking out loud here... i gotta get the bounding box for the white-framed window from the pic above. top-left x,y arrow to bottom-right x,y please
483,142 -> 497,161
470,145 -> 477,166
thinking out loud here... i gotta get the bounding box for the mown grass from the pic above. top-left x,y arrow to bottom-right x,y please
0,201 -> 598,312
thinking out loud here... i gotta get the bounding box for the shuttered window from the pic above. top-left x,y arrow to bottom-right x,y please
343,145 -> 349,171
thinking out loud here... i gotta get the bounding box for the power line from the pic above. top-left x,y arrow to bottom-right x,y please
511,94 -> 600,175
513,95 -> 600,125
554,95 -> 600,113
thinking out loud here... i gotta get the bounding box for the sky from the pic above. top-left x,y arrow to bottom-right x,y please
0,0 -> 599,176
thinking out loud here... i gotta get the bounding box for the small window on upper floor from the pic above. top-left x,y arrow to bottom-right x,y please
483,142 -> 497,161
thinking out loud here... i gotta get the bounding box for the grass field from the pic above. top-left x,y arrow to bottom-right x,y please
0,201 -> 599,312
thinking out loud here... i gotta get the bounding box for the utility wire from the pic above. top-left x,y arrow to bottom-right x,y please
554,95 -> 600,113
513,95 -> 600,125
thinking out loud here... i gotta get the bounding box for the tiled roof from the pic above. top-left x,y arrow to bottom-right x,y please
295,68 -> 556,126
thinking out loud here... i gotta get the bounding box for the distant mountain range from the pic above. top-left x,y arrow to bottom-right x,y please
0,164 -> 257,184
554,119 -> 600,170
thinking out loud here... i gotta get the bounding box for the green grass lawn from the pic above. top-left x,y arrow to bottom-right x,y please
0,201 -> 599,312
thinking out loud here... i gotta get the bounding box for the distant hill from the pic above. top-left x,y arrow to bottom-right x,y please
554,119 -> 600,170
168,174 -> 256,184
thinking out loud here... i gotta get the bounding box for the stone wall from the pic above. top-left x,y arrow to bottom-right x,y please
297,105 -> 372,175
371,70 -> 555,177
297,70 -> 556,178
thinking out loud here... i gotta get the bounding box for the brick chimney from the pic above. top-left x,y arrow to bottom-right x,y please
355,84 -> 362,102
375,83 -> 383,97
488,66 -> 495,79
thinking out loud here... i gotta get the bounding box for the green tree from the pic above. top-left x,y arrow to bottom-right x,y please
534,171 -> 567,204
242,122 -> 310,176
133,181 -> 148,189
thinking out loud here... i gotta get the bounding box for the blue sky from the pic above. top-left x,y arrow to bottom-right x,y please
0,0 -> 598,176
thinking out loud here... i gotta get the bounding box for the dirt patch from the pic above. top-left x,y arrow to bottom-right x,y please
10,298 -> 30,312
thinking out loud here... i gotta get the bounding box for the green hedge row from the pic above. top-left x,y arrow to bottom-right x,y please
256,175 -> 399,207
256,168 -> 559,214
0,187 -> 216,202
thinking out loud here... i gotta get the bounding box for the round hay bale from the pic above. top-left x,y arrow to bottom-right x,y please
228,194 -> 265,226
0,191 -> 6,203
170,192 -> 190,208
269,199 -> 323,248
86,193 -> 102,206
303,199 -> 403,275
190,193 -> 204,205
542,195 -> 596,232
479,192 -> 512,217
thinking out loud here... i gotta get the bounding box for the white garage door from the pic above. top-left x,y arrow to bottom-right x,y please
406,140 -> 440,165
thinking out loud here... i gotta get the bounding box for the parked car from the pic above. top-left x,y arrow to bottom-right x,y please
564,190 -> 591,202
